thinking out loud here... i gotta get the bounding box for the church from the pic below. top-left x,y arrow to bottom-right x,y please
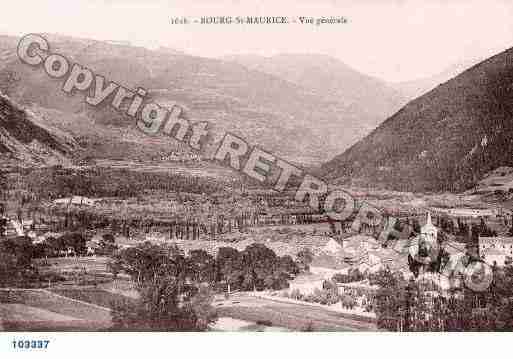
420,212 -> 438,245
409,212 -> 441,274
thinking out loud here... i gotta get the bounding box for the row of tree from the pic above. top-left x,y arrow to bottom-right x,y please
373,265 -> 513,331
107,242 -> 306,330
20,166 -> 225,200
0,236 -> 37,287
110,242 -> 304,293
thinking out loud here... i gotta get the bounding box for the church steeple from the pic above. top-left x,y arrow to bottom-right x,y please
421,211 -> 437,242
426,212 -> 433,227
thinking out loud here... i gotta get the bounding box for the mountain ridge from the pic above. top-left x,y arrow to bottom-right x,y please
0,92 -> 76,168
319,46 -> 513,193
2,34 -> 385,165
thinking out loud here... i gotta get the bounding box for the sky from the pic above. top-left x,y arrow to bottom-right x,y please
2,0 -> 513,82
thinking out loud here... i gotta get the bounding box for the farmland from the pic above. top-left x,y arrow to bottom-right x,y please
216,293 -> 377,331
0,289 -> 112,331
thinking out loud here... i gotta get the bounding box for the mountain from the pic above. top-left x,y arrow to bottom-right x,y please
0,35 -> 19,69
1,34 -> 403,165
319,46 -> 513,193
0,93 -> 76,168
393,58 -> 484,99
224,53 -> 407,137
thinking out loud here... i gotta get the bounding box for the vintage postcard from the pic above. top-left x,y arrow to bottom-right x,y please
0,0 -> 512,357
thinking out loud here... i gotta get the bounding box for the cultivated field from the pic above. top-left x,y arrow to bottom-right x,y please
94,159 -> 237,181
216,294 -> 377,331
0,289 -> 112,331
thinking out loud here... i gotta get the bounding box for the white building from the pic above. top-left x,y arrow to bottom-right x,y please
482,248 -> 507,266
479,236 -> 513,266
1,216 -> 24,236
288,273 -> 326,295
408,213 -> 441,275
53,196 -> 95,206
421,212 -> 438,244
322,238 -> 343,254
479,236 -> 513,256
432,207 -> 495,218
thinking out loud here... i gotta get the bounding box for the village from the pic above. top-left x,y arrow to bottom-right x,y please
2,6 -> 513,334
2,165 -> 513,331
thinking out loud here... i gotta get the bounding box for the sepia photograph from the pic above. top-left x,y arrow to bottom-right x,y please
1,0 -> 513,356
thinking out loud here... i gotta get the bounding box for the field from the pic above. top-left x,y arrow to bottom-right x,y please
48,288 -> 136,308
34,256 -> 119,288
160,224 -> 333,258
94,159 -> 237,181
211,317 -> 288,331
216,294 -> 377,331
37,256 -> 111,274
0,303 -> 85,330
0,287 -> 378,332
0,289 -> 112,331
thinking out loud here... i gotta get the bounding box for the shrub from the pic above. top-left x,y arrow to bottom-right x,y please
289,288 -> 303,300
256,320 -> 273,327
304,294 -> 317,303
341,294 -> 357,309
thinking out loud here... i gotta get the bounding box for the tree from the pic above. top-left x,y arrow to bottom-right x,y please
188,249 -> 216,284
212,243 -> 298,292
110,242 -> 217,331
216,246 -> 243,291
185,284 -> 218,330
412,218 -> 421,234
0,217 -> 7,238
98,233 -> 117,255
373,268 -> 407,331
240,243 -> 279,291
0,70 -> 20,96
440,215 -> 455,234
61,232 -> 87,255
0,170 -> 7,203
372,260 -> 513,331
340,294 -> 357,309
0,236 -> 36,286
102,233 -> 115,243
279,255 -> 300,277
318,280 -> 340,305
44,236 -> 64,256
0,251 -> 21,286
110,242 -> 169,285
296,248 -> 313,272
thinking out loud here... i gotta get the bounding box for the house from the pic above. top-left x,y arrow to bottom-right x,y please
357,252 -> 387,274
1,217 -> 24,237
479,236 -> 513,266
432,207 -> 495,218
322,238 -> 343,254
53,196 -> 96,206
421,212 -> 438,243
406,212 -> 440,272
58,246 -> 76,257
337,279 -> 378,294
482,248 -> 507,266
86,240 -> 100,256
479,236 -> 513,258
288,273 -> 326,295
21,219 -> 34,229
310,253 -> 351,279
343,234 -> 380,252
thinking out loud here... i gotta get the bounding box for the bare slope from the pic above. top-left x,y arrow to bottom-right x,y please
0,93 -> 76,168
320,47 -> 513,192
